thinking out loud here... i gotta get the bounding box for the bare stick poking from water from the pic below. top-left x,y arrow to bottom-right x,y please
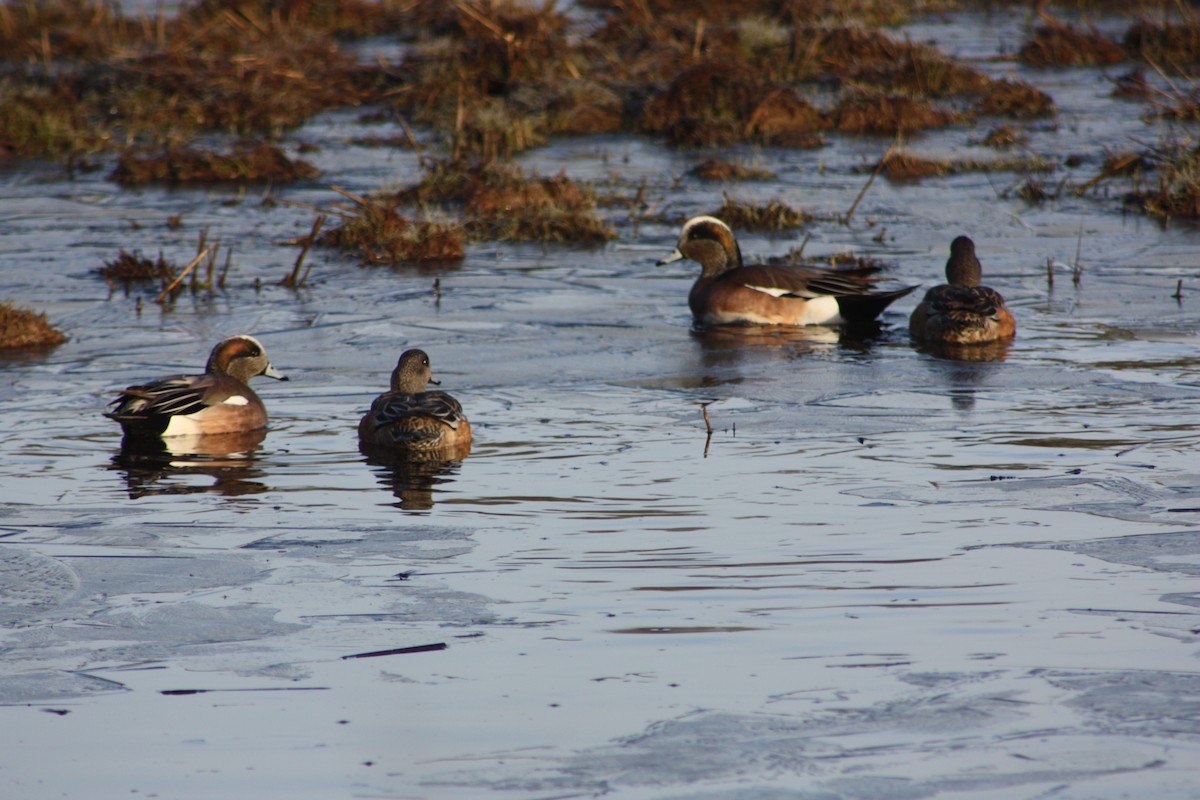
433,278 -> 442,305
1072,219 -> 1085,286
697,399 -> 717,457
1046,256 -> 1054,289
155,246 -> 213,304
283,214 -> 326,287
795,232 -> 812,259
843,139 -> 898,226
1173,279 -> 1183,302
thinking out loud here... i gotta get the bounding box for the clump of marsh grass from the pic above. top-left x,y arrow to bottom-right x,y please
542,80 -> 624,135
397,159 -> 615,244
977,78 -> 1057,118
871,148 -> 1055,181
97,250 -> 174,288
690,159 -> 776,181
641,59 -> 773,146
1124,17 -> 1200,69
462,163 -> 617,243
1125,136 -> 1200,220
0,82 -> 109,160
712,194 -> 810,231
764,247 -> 897,274
1111,67 -> 1154,99
1019,21 -> 1125,67
314,187 -> 466,265
745,89 -> 825,147
979,125 -> 1029,149
110,143 -> 318,185
0,301 -> 67,349
831,90 -> 956,135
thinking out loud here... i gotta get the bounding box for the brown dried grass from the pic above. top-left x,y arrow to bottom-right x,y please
977,78 -> 1056,118
0,301 -> 67,349
832,91 -> 955,134
690,159 -> 776,181
1019,22 -> 1125,67
713,194 -> 810,231
1125,19 -> 1200,69
320,202 -> 466,265
110,143 -> 318,185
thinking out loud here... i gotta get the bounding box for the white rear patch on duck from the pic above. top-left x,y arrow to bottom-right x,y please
724,292 -> 843,325
161,414 -> 205,437
791,295 -> 842,324
221,395 -> 250,406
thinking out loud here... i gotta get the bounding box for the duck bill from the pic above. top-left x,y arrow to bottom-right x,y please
262,364 -> 288,381
657,248 -> 684,266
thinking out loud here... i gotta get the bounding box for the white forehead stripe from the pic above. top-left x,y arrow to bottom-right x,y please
683,215 -> 731,235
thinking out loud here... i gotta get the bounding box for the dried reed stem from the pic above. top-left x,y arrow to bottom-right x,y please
844,139 -> 897,225
155,246 -> 213,303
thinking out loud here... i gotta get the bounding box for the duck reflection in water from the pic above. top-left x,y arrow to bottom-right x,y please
916,337 -> 1013,363
359,444 -> 467,511
110,428 -> 269,499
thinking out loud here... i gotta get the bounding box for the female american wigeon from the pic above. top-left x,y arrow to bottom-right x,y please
106,334 -> 287,438
358,349 -> 472,453
909,236 -> 1016,345
658,215 -> 916,326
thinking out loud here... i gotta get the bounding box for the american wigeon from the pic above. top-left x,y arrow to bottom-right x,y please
909,236 -> 1016,345
658,215 -> 917,326
358,349 -> 472,453
106,335 -> 287,438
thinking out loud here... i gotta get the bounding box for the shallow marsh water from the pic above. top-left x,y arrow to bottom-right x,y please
3,8 -> 1200,800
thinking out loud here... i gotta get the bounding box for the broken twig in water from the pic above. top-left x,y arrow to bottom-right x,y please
697,399 -> 717,458
1172,279 -> 1183,301
1072,219 -> 1084,286
843,139 -> 897,225
341,642 -> 447,660
283,214 -> 326,287
155,245 -> 212,304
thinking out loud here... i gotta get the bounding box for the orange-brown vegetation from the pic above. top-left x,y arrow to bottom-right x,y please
0,301 -> 67,349
1019,22 -> 1125,67
110,143 -> 317,185
712,195 -> 810,231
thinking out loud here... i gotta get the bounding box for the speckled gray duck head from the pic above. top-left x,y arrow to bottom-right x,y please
945,236 -> 983,287
389,349 -> 440,393
206,335 -> 287,383
658,216 -> 745,277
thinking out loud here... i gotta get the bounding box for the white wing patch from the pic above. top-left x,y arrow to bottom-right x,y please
222,395 -> 250,406
744,284 -> 796,298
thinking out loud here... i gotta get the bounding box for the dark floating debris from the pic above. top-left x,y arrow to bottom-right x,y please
341,642 -> 448,660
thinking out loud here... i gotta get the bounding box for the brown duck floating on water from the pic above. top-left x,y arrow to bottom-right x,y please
359,349 -> 472,454
106,335 -> 287,438
658,216 -> 917,326
909,236 -> 1016,345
